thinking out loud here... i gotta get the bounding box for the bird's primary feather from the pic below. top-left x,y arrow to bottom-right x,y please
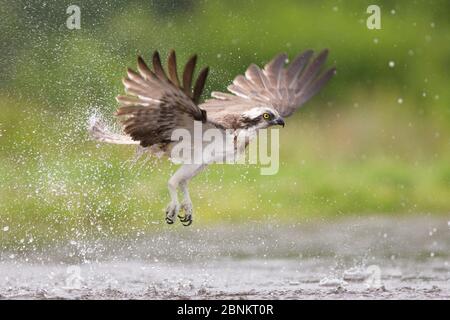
115,50 -> 208,148
203,49 -> 336,118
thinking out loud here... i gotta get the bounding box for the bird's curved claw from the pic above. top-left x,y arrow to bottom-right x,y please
165,217 -> 174,224
178,214 -> 193,226
181,219 -> 192,227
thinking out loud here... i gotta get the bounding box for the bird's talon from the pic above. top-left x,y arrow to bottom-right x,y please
179,216 -> 190,223
177,211 -> 192,225
165,217 -> 174,224
181,219 -> 192,226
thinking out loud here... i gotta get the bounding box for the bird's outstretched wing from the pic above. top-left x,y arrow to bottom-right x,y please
203,50 -> 335,118
116,50 -> 209,147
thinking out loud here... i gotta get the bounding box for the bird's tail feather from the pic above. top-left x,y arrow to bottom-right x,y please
88,114 -> 139,145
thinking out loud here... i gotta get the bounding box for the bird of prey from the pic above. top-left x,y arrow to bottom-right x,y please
89,49 -> 335,226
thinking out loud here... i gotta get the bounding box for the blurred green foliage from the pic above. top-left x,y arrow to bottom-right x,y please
0,0 -> 449,248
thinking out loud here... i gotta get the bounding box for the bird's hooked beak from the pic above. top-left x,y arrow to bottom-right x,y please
273,117 -> 285,127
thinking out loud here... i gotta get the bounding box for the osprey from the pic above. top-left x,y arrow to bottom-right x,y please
89,49 -> 335,226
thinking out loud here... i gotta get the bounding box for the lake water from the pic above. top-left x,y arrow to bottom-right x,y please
1,216 -> 449,299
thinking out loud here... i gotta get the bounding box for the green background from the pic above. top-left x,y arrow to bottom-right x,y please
1,0 -> 449,248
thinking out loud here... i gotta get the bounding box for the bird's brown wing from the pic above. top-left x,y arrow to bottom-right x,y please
202,49 -> 335,118
115,50 -> 209,147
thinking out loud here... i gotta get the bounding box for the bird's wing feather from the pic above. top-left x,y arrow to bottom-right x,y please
115,50 -> 210,147
202,50 -> 335,118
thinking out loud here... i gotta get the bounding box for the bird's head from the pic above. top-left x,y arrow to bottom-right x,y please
240,107 -> 285,130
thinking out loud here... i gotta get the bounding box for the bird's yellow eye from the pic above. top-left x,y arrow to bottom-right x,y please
263,113 -> 270,120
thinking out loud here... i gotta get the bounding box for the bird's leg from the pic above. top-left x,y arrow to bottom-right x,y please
166,174 -> 181,224
178,180 -> 194,226
165,164 -> 207,226
178,164 -> 207,226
